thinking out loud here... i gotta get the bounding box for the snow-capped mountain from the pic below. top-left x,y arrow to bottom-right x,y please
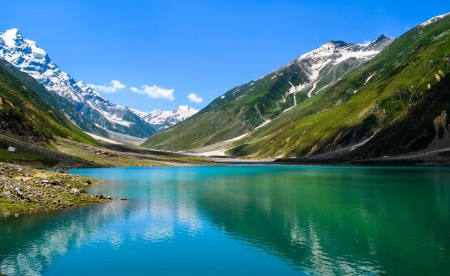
131,105 -> 198,131
0,28 -> 155,138
274,35 -> 393,98
142,35 -> 394,151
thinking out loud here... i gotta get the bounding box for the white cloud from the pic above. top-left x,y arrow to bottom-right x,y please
88,80 -> 126,93
132,85 -> 175,100
187,93 -> 203,103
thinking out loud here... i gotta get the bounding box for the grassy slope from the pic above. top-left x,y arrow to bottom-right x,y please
228,15 -> 450,158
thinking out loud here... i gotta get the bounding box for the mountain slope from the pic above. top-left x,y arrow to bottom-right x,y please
227,13 -> 450,158
0,58 -> 109,138
142,35 -> 392,150
0,29 -> 156,138
0,62 -> 100,146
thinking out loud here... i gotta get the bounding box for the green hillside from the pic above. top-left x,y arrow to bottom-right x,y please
228,14 -> 450,158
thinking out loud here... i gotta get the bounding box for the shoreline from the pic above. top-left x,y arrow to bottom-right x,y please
3,144 -> 450,219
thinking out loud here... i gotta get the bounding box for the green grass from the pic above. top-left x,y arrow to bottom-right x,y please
0,148 -> 58,167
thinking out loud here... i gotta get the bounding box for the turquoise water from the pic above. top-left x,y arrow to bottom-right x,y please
1,166 -> 450,275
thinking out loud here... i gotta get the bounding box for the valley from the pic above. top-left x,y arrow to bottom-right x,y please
1,4 -> 450,275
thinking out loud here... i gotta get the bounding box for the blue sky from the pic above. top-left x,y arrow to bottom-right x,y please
0,0 -> 448,112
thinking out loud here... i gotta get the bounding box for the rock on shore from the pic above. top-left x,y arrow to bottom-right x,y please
0,162 -> 112,218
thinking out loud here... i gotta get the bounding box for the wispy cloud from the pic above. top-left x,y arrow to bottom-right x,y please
187,93 -> 203,103
88,80 -> 126,93
131,85 -> 175,100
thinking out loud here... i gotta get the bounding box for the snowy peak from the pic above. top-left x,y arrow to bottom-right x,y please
74,81 -> 108,101
328,40 -> 350,47
174,105 -> 196,113
419,12 -> 450,27
128,108 -> 149,119
1,28 -> 22,48
297,38 -> 387,63
134,105 -> 198,132
0,28 -> 155,138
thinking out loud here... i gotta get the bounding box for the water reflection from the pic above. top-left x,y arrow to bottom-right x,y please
0,175 -> 204,275
0,166 -> 449,275
196,166 -> 450,275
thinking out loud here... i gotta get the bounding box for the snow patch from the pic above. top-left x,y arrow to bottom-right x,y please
419,12 -> 450,27
255,120 -> 271,130
225,133 -> 249,143
84,132 -> 123,145
224,120 -> 272,143
288,81 -> 305,94
0,29 -> 20,48
350,132 -> 377,151
364,72 -> 376,85
129,108 -> 149,118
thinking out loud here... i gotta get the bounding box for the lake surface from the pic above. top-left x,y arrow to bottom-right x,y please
1,166 -> 450,275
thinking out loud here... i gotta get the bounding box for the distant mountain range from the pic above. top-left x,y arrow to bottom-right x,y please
0,29 -> 196,139
130,105 -> 198,132
143,12 -> 450,160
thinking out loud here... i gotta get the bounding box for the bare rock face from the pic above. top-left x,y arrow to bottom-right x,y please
428,110 -> 450,149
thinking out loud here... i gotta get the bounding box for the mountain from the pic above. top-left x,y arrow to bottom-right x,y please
225,13 -> 450,158
131,105 -> 198,131
141,35 -> 393,150
0,29 -> 156,139
0,58 -> 109,138
0,59 -> 100,146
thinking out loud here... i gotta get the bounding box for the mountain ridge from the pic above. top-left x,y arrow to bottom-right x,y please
130,105 -> 198,132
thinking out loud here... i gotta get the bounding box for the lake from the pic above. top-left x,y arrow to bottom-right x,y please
1,166 -> 450,275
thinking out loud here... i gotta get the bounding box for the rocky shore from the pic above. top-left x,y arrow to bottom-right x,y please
0,162 -> 112,218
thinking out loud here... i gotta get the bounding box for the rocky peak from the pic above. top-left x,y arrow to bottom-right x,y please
328,40 -> 350,48
364,35 -> 394,52
0,28 -> 23,48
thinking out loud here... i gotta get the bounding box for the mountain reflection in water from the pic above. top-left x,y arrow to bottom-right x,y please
0,166 -> 449,275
